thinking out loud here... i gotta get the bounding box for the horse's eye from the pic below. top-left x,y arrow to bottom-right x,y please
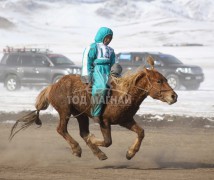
157,80 -> 162,84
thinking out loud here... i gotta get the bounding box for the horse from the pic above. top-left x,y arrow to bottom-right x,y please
10,59 -> 177,161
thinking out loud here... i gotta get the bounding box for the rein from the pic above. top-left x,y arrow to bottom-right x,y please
69,88 -> 92,119
134,74 -> 172,95
69,104 -> 91,119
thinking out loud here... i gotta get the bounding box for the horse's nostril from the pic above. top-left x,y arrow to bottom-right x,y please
171,94 -> 177,100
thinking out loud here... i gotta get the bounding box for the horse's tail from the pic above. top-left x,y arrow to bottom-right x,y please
9,85 -> 52,141
35,85 -> 51,111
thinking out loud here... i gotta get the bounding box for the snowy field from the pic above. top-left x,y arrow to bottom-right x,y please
0,79 -> 213,118
0,0 -> 214,117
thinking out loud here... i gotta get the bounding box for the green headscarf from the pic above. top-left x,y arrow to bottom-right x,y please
94,27 -> 113,43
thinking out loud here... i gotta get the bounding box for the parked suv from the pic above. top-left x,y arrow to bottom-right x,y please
116,52 -> 204,90
0,48 -> 82,91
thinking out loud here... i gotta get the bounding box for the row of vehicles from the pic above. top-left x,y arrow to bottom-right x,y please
116,52 -> 204,90
0,48 -> 82,91
0,47 -> 204,91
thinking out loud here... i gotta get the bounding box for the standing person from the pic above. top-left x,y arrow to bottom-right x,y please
81,27 -> 115,124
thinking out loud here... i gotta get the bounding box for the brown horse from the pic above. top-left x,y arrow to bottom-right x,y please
10,62 -> 177,161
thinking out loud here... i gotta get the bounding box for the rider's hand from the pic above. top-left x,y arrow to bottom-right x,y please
86,83 -> 92,92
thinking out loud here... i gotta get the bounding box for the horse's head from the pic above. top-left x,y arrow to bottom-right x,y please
112,55 -> 177,105
142,68 -> 178,105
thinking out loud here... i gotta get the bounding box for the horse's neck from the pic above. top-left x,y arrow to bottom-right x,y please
128,76 -> 149,107
111,74 -> 149,108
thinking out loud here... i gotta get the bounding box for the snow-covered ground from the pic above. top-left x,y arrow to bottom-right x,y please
0,0 -> 213,117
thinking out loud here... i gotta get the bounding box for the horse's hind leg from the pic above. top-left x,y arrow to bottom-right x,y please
57,111 -> 82,157
76,114 -> 108,160
120,119 -> 145,160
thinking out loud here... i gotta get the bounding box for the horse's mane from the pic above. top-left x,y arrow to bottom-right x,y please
111,70 -> 145,93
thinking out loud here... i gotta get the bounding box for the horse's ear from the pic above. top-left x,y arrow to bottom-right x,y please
147,55 -> 154,70
143,67 -> 149,74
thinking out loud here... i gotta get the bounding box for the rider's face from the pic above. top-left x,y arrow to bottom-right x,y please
103,35 -> 112,45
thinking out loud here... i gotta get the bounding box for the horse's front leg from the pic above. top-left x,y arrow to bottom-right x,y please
120,119 -> 145,160
88,119 -> 112,147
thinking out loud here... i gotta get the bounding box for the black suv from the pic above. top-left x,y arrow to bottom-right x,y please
116,52 -> 204,90
0,48 -> 82,91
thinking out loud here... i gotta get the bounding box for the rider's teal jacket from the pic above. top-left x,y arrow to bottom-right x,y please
81,27 -> 115,117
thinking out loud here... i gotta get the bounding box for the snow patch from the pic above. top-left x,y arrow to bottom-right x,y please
1,120 -> 16,124
167,119 -> 174,122
204,125 -> 214,128
150,115 -> 164,121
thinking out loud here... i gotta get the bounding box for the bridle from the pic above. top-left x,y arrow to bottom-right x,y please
134,74 -> 173,97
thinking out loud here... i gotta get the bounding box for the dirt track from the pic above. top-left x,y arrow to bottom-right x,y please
0,113 -> 214,180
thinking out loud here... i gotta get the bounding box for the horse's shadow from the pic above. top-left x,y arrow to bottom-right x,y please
95,162 -> 214,170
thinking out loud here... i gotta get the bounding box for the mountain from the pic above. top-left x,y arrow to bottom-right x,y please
0,0 -> 213,51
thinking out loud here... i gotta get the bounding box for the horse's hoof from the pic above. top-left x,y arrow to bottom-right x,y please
73,152 -> 81,157
72,146 -> 82,157
126,151 -> 134,160
98,152 -> 108,161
